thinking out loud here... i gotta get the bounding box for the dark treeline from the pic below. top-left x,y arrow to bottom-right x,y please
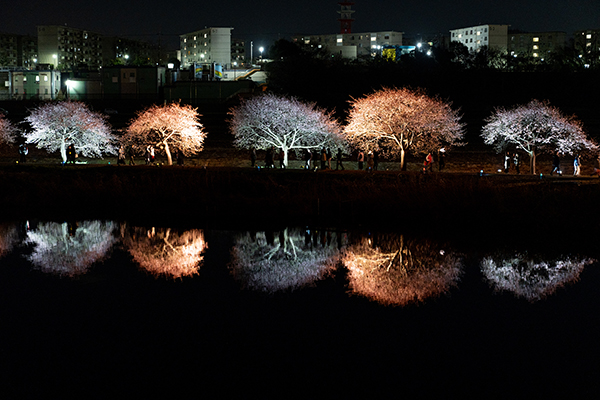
265,39 -> 600,142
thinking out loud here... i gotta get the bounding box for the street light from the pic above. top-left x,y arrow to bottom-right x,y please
259,46 -> 264,60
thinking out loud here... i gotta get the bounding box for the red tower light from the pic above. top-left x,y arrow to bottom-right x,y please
338,1 -> 355,34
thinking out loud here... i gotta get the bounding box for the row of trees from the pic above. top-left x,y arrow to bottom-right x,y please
0,87 -> 597,173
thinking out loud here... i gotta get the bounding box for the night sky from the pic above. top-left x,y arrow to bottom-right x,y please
7,0 -> 600,49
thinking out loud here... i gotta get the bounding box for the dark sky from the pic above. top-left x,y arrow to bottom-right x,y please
6,0 -> 600,49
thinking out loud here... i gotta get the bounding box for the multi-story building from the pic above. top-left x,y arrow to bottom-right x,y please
37,25 -> 103,70
449,24 -> 509,52
508,31 -> 566,58
0,33 -> 37,68
102,36 -> 160,66
179,27 -> 232,69
293,31 -> 402,59
574,29 -> 600,66
231,38 -> 246,66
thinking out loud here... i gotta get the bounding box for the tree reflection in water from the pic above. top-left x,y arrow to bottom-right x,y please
25,220 -> 117,277
122,225 -> 207,279
343,233 -> 463,306
481,254 -> 595,301
0,222 -> 19,258
230,227 -> 343,292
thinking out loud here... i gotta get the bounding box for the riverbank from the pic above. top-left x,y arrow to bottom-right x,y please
2,164 -> 599,236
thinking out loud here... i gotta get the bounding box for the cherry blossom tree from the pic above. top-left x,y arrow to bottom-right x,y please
481,100 -> 598,174
342,233 -> 463,306
229,228 -> 342,292
25,220 -> 117,277
122,103 -> 206,165
23,101 -> 116,163
122,225 -> 207,279
229,93 -> 346,167
481,253 -> 594,301
343,87 -> 465,170
0,113 -> 17,145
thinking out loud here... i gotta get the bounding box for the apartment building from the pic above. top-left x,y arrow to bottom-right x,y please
102,36 -> 160,66
293,31 -> 403,59
0,33 -> 37,68
449,24 -> 509,52
10,69 -> 61,100
574,29 -> 600,60
37,25 -> 103,70
509,31 -> 566,58
179,27 -> 232,68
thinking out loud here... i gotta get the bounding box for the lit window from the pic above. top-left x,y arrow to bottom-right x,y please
586,34 -> 592,39
337,38 -> 343,43
36,76 -> 40,82
23,76 -> 27,82
371,36 -> 376,41
533,45 -> 539,50
533,53 -> 539,57
533,37 -> 539,42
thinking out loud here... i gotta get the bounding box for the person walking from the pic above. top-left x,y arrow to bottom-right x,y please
357,150 -> 364,170
551,151 -> 561,176
304,149 -> 312,170
573,154 -> 581,176
335,149 -> 345,170
513,152 -> 520,174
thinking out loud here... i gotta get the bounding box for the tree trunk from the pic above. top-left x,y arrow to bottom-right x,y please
529,150 -> 537,174
283,149 -> 288,168
400,149 -> 406,171
60,140 -> 67,163
164,141 -> 172,165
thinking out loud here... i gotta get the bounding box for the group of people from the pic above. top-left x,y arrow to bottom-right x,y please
503,151 -> 521,174
551,151 -> 582,176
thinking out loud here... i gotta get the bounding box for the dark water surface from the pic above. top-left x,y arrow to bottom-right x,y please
1,220 -> 599,398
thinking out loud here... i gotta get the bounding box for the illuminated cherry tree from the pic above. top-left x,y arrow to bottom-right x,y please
481,253 -> 594,301
229,93 -> 346,167
25,220 -> 117,277
342,233 -> 463,306
481,100 -> 598,174
0,113 -> 17,145
123,103 -> 206,165
229,228 -> 342,292
24,101 -> 116,163
343,87 -> 465,170
122,226 -> 207,279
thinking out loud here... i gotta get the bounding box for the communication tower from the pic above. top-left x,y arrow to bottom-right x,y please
338,2 -> 355,34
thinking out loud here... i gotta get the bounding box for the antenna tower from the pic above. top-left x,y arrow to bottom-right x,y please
338,1 -> 355,34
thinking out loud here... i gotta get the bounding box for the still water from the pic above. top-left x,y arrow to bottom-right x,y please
1,220 -> 599,397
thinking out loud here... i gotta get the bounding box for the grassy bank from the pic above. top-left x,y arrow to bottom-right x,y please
2,164 -> 599,235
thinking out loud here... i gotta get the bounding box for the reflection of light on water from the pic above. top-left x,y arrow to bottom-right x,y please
343,234 -> 462,306
481,254 -> 595,301
124,226 -> 207,279
25,221 -> 117,277
0,222 -> 19,258
230,228 -> 343,292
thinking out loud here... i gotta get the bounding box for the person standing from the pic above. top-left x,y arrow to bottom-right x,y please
265,147 -> 274,168
66,143 -> 76,164
177,149 -> 184,166
335,149 -> 345,170
279,149 -> 285,169
117,145 -> 126,165
373,151 -> 379,171
423,152 -> 433,173
357,150 -> 364,170
250,148 -> 257,167
327,148 -> 332,170
573,154 -> 581,176
18,143 -> 28,163
513,152 -> 520,174
438,148 -> 445,172
367,152 -> 374,172
551,151 -> 561,176
128,146 -> 135,165
320,148 -> 327,170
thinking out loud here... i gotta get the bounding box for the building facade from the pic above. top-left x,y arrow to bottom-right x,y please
37,25 -> 103,70
574,29 -> 600,67
102,37 -> 160,67
0,33 -> 37,69
509,31 -> 566,58
9,69 -> 61,100
293,31 -> 403,59
179,27 -> 232,69
450,24 -> 509,52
